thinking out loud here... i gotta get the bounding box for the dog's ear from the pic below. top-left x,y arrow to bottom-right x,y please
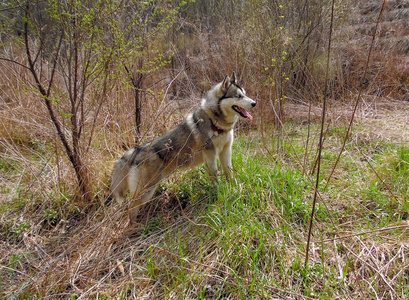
230,71 -> 237,84
221,75 -> 230,93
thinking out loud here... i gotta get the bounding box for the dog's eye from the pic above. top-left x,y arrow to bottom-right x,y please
237,95 -> 242,98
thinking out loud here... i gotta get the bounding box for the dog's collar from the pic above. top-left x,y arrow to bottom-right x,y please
210,119 -> 225,136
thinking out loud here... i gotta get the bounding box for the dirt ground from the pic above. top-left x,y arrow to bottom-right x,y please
358,97 -> 409,143
285,97 -> 409,143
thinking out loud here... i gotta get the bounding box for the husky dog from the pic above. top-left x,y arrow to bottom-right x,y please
111,72 -> 256,225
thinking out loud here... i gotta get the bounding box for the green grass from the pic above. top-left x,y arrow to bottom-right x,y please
1,124 -> 409,299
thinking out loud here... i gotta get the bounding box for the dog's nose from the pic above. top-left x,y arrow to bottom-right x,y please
251,101 -> 256,107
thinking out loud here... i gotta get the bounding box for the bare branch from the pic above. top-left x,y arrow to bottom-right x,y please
0,57 -> 30,70
305,0 -> 336,269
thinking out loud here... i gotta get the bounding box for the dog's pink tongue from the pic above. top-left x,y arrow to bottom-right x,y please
238,107 -> 253,120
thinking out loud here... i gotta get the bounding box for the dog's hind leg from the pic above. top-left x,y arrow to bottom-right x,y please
111,159 -> 130,204
127,166 -> 161,226
128,187 -> 157,226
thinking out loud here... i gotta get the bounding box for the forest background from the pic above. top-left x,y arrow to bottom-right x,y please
1,0 -> 409,298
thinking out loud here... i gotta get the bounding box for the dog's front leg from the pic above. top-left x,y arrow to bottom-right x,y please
203,150 -> 218,182
219,136 -> 233,180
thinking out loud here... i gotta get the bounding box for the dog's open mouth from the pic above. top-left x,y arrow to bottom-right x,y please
232,105 -> 253,120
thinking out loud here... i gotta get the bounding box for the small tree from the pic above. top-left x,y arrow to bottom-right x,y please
20,0 -> 125,202
119,1 -> 184,143
1,0 -> 182,202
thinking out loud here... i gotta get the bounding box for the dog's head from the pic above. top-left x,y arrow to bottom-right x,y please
216,72 -> 256,120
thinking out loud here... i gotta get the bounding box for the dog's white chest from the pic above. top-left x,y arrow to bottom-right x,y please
212,130 -> 233,150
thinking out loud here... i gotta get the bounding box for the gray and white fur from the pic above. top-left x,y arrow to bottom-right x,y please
111,72 -> 256,226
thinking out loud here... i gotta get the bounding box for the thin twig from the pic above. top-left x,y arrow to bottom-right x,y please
323,224 -> 409,243
323,0 -> 387,192
355,141 -> 400,202
0,266 -> 30,277
0,57 -> 30,70
304,0 -> 336,268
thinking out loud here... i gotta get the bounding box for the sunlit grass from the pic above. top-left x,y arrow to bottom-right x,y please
1,121 -> 409,298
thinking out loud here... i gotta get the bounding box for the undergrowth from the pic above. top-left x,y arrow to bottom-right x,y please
1,118 -> 408,299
